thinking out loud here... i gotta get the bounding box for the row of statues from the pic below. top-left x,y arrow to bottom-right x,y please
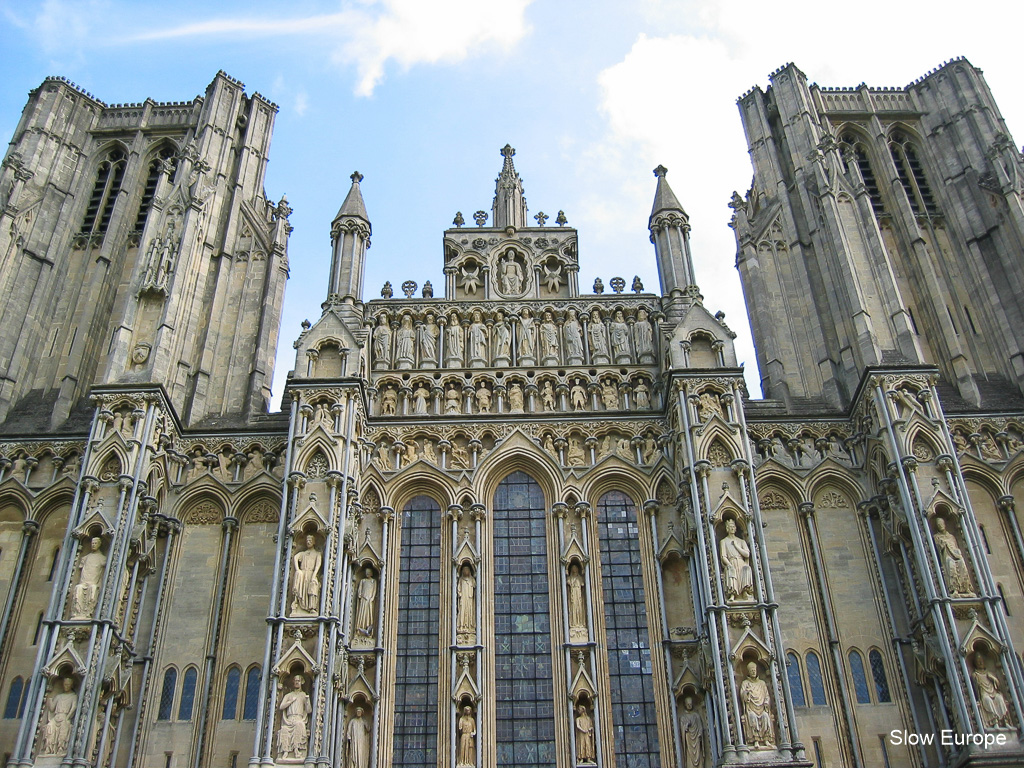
371,306 -> 656,370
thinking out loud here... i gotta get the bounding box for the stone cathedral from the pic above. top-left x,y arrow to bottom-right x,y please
0,56 -> 1023,768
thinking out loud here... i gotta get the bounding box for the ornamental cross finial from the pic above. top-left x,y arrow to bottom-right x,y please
351,171 -> 363,184
534,211 -> 548,226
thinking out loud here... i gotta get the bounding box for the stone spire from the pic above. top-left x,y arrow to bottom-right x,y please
492,144 -> 527,230
648,165 -> 697,302
328,171 -> 372,309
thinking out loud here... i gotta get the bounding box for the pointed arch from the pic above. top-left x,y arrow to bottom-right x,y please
475,432 -> 561,505
80,142 -> 129,237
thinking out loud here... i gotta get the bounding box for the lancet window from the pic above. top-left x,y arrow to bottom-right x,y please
222,666 -> 241,719
889,131 -> 937,215
157,667 -> 177,720
786,653 -> 806,707
81,147 -> 127,236
805,651 -> 827,706
3,676 -> 25,718
839,132 -> 884,215
848,650 -> 871,704
134,145 -> 176,232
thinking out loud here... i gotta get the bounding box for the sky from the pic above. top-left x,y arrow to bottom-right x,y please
3,0 -> 1023,409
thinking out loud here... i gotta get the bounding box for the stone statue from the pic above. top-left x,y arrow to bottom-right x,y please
609,310 -> 631,363
457,706 -> 476,767
354,568 -> 378,640
563,309 -> 584,363
588,310 -> 609,363
419,313 -> 439,365
567,437 -> 586,466
933,517 -> 973,597
277,675 -> 312,760
508,383 -> 525,414
395,315 -> 416,368
633,308 -> 655,363
574,704 -> 596,763
540,311 -> 560,363
71,537 -> 106,618
973,654 -> 1011,729
697,392 -> 723,422
518,308 -> 537,362
40,677 -> 77,755
422,440 -> 437,463
570,379 -> 587,411
468,311 -> 488,365
457,564 -> 476,640
739,662 -> 775,747
372,316 -> 392,368
404,439 -> 418,463
567,563 -> 587,641
543,434 -> 556,455
291,534 -> 322,616
345,706 -> 372,768
451,442 -> 471,469
475,385 -> 492,413
720,519 -> 754,601
493,311 -> 512,363
413,384 -> 430,415
679,696 -> 705,768
541,381 -> 556,411
446,312 -> 464,366
380,387 -> 398,416
499,253 -> 524,295
642,434 -> 660,464
445,385 -> 461,415
600,380 -> 619,410
634,381 -> 651,410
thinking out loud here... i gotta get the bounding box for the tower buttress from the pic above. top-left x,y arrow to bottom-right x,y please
648,165 -> 698,316
327,171 -> 371,316
492,144 -> 527,230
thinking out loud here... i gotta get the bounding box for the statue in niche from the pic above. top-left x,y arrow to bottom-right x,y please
508,383 -> 525,414
567,563 -> 587,641
413,384 -> 430,415
404,439 -> 419,463
277,675 -> 312,760
419,313 -> 439,365
543,434 -> 557,456
445,385 -> 462,415
354,568 -> 378,641
395,315 -> 416,368
570,379 -> 587,411
469,311 -> 488,363
518,308 -> 537,361
543,261 -> 563,293
600,380 -> 619,410
40,676 -> 77,755
541,381 -> 556,411
372,315 -> 392,368
457,705 -> 477,767
642,434 -> 660,464
739,662 -> 775,748
891,386 -> 925,419
446,312 -> 464,365
588,310 -> 609,363
457,564 -> 476,641
422,440 -> 437,463
493,311 -> 512,363
633,308 -> 655,362
291,534 -> 322,616
697,392 -> 723,422
460,263 -> 481,295
345,706 -> 372,768
609,310 -> 631,363
574,703 -> 596,763
933,518 -> 973,597
567,437 -> 586,466
634,381 -> 651,410
310,402 -> 331,429
979,433 -> 1003,462
679,695 -> 705,768
563,309 -> 584,363
380,386 -> 398,416
451,442 -> 471,469
540,311 -> 560,362
498,253 -> 524,295
720,519 -> 754,601
71,537 -> 106,618
951,429 -> 969,454
972,654 -> 1011,729
475,385 -> 492,413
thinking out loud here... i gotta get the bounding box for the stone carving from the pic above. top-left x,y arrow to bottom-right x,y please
291,534 -> 322,616
933,518 -> 973,597
567,563 -> 587,641
460,262 -> 481,294
679,696 -> 705,768
541,381 -> 556,411
563,309 -> 584,363
508,383 -> 525,414
423,440 -> 437,463
540,311 -> 560,363
697,391 -> 723,422
979,432 -> 1003,462
633,308 -> 655,363
446,312 -> 464,366
71,537 -> 106,618
419,314 -> 439,366
567,437 -> 586,466
451,442 -> 471,469
469,311 -> 488,365
588,310 -> 609,364
445,385 -> 461,415
475,385 -> 492,414
413,385 -> 430,415
277,675 -> 312,761
493,311 -> 512,365
574,703 -> 596,763
739,662 -> 775,747
380,387 -> 398,416
395,315 -> 415,369
635,381 -> 651,410
40,677 -> 77,755
600,380 -> 619,410
720,519 -> 753,602
345,706 -> 372,768
498,252 -> 525,296
457,564 -> 476,643
354,568 -> 378,643
457,706 -> 476,767
642,433 -> 660,464
570,379 -> 587,411
972,654 -> 1011,729
518,308 -> 537,363
610,310 -> 631,364
372,316 -> 391,369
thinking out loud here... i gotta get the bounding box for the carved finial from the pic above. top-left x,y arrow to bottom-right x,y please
422,280 -> 433,298
381,281 -> 393,299
473,210 -> 488,227
534,211 -> 548,226
555,210 -> 567,226
301,319 -> 311,330
593,277 -> 604,294
610,277 -> 625,294
501,144 -> 515,160
350,171 -> 364,184
401,280 -> 417,298
453,211 -> 465,227
653,165 -> 668,178
631,275 -> 644,293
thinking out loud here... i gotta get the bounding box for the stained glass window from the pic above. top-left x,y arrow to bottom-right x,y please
222,666 -> 240,720
494,472 -> 555,767
786,653 -> 805,707
392,495 -> 441,768
3,676 -> 23,719
849,650 -> 870,704
178,667 -> 198,720
806,651 -> 827,706
597,491 -> 660,768
157,668 -> 176,720
869,650 -> 891,703
243,666 -> 261,720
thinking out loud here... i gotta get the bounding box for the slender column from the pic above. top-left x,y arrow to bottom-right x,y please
0,519 -> 39,657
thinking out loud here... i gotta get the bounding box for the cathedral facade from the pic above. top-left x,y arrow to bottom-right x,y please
0,58 -> 1023,768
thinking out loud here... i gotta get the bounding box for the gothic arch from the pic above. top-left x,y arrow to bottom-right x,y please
175,487 -> 229,520
293,434 -> 342,471
806,469 -> 864,511
386,467 -> 457,514
581,467 -> 649,508
475,437 -> 560,506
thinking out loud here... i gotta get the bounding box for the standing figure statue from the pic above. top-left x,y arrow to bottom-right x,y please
540,311 -> 560,363
395,315 -> 416,369
720,519 -> 754,601
493,311 -> 512,364
633,308 -> 655,363
933,518 -> 973,597
291,534 -> 322,616
71,537 -> 106,618
446,311 -> 464,367
277,675 -> 312,760
456,706 -> 477,767
469,311 -> 488,365
419,313 -> 439,366
518,308 -> 537,363
354,568 -> 378,641
973,655 -> 1011,729
456,564 -> 476,641
739,662 -> 775,748
345,706 -> 372,768
588,310 -> 610,363
574,704 -> 596,763
372,315 -> 392,368
40,677 -> 77,755
609,310 -> 631,363
567,563 -> 587,641
563,309 -> 584,363
679,696 -> 705,768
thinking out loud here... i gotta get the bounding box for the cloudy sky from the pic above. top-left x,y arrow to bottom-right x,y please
3,0 -> 1023,407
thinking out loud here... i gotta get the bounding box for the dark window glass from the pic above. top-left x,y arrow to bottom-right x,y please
392,495 -> 441,768
82,149 -> 127,235
494,472 -> 555,767
3,677 -> 23,719
786,653 -> 806,707
222,666 -> 241,720
849,650 -> 871,704
134,147 -> 175,231
806,651 -> 827,706
157,668 -> 176,720
178,667 -> 198,720
243,666 -> 261,720
869,650 -> 891,703
597,491 -> 660,768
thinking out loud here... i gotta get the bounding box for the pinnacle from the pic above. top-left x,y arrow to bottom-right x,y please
649,164 -> 687,225
335,170 -> 368,222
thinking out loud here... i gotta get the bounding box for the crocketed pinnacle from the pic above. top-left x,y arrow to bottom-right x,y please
649,164 -> 688,228
492,144 -> 527,230
334,171 -> 369,223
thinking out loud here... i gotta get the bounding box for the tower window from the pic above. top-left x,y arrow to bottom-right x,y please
134,146 -> 176,232
786,652 -> 806,707
889,132 -> 938,215
849,650 -> 871,703
840,133 -> 884,215
81,148 -> 127,236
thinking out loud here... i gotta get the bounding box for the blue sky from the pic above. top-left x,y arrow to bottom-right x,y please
3,0 -> 1023,408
